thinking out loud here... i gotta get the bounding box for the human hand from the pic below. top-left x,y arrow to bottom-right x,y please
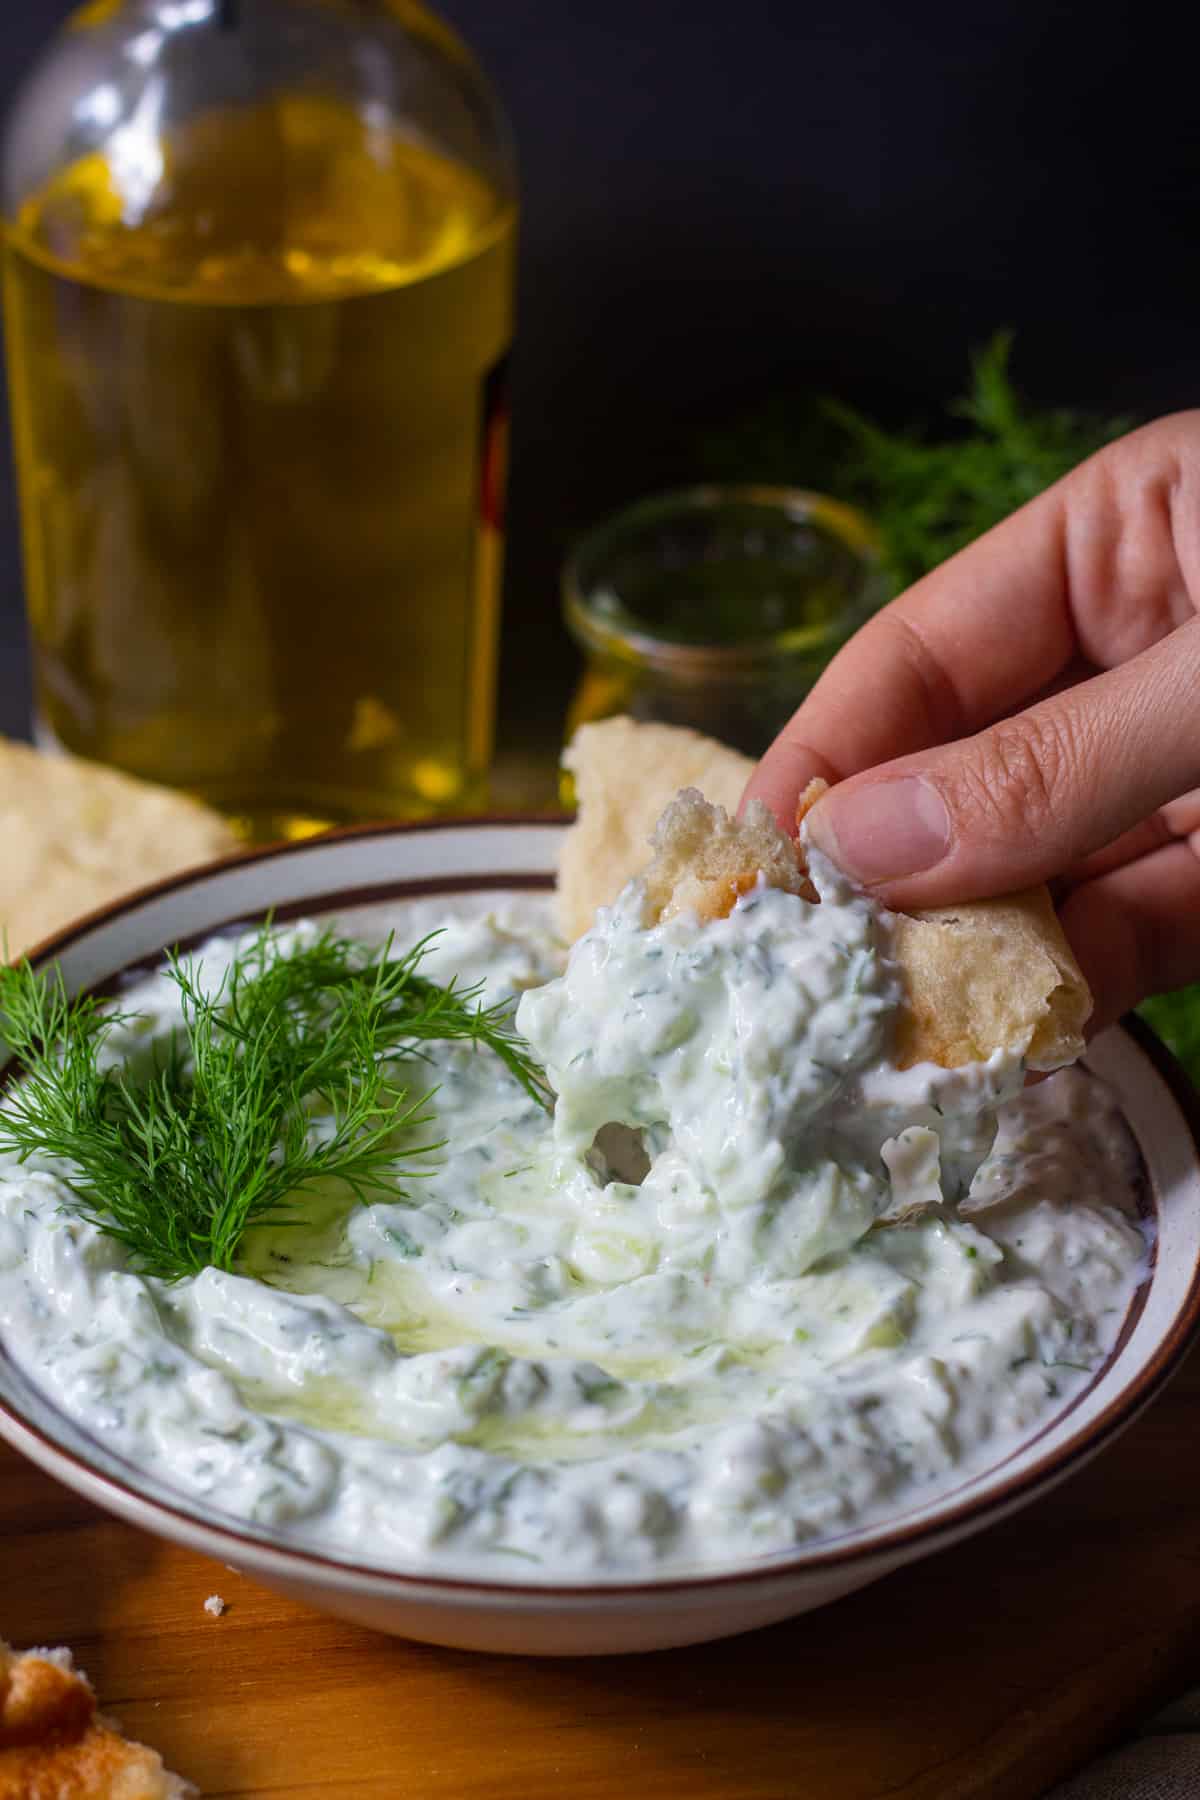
742,413 -> 1200,1034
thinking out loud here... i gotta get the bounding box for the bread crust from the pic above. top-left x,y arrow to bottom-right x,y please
0,1641 -> 194,1799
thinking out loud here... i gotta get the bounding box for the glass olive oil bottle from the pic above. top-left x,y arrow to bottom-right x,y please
2,2 -> 515,839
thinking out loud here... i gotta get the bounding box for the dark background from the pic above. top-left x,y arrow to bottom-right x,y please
2,0 -> 1198,749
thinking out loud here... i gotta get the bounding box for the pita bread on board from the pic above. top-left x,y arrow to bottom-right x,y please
559,719 -> 1091,1073
0,739 -> 239,961
0,1639 -> 194,1798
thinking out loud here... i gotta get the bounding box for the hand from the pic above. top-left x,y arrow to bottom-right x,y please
742,412 -> 1200,1035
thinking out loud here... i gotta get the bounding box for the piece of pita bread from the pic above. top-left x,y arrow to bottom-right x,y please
561,720 -> 1091,1073
0,1639 -> 194,1798
0,739 -> 239,962
888,892 -> 1090,1072
557,718 -> 754,941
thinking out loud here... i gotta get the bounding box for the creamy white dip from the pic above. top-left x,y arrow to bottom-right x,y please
0,863 -> 1147,1578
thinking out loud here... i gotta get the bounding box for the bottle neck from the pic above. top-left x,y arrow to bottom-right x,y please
8,0 -> 514,223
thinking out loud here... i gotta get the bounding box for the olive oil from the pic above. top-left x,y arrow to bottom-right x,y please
3,95 -> 515,838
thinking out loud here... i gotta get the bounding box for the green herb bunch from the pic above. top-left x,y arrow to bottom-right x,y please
0,925 -> 551,1281
821,333 -> 1134,591
705,332 -> 1134,592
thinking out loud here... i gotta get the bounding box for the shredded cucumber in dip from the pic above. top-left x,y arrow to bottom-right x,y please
0,868 -> 1146,1577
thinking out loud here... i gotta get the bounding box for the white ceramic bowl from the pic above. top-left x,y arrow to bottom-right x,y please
2,819 -> 1199,1656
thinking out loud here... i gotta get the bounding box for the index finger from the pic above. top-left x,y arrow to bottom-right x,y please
742,412 -> 1200,827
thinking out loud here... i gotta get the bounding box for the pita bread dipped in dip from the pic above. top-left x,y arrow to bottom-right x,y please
544,717 -> 1095,1228
557,715 -> 1090,1074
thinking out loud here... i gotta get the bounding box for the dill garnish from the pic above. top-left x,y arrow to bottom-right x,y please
0,924 -> 551,1281
821,333 -> 1135,591
702,332 -> 1134,592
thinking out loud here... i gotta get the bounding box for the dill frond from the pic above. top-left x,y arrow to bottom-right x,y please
702,331 -> 1135,593
0,924 -> 551,1281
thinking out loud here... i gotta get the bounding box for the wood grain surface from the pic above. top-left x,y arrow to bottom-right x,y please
3,1347 -> 1200,1800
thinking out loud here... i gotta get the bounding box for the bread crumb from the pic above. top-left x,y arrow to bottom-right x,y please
203,1595 -> 226,1618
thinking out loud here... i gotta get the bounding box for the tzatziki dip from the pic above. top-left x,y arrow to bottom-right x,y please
0,859 -> 1146,1579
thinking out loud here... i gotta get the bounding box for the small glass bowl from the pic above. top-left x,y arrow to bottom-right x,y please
562,486 -> 884,768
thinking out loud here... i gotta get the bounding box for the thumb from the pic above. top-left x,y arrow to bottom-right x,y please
802,616 -> 1200,908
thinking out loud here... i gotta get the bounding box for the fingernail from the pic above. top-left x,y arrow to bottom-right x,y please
805,777 -> 951,884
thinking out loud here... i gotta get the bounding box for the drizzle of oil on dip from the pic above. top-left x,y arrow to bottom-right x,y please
0,871 -> 1147,1578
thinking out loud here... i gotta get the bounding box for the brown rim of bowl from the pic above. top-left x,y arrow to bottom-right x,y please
0,823 -> 1198,1599
9,813 -> 571,971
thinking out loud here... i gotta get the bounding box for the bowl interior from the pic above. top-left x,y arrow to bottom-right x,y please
2,819 -> 1199,1600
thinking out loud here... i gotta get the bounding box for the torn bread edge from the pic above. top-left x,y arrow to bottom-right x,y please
557,718 -> 757,943
557,719 -> 1091,1074
0,1639 -> 196,1799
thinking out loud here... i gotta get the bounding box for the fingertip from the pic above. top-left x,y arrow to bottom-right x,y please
801,775 -> 952,886
739,741 -> 840,834
737,775 -> 798,835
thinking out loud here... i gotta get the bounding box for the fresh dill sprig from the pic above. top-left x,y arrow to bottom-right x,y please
824,334 -> 1135,590
315,939 -> 552,1111
702,331 -> 1135,592
0,924 -> 552,1281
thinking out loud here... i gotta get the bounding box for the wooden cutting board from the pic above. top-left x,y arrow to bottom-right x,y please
3,1344 -> 1200,1800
